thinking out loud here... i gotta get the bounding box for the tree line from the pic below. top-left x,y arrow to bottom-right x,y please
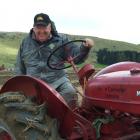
97,48 -> 140,65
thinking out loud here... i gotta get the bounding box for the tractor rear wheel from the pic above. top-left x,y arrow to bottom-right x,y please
0,91 -> 64,140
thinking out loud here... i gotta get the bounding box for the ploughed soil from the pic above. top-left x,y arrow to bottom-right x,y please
0,70 -> 98,92
0,71 -> 83,88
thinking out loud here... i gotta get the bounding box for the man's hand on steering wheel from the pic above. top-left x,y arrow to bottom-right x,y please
83,38 -> 94,48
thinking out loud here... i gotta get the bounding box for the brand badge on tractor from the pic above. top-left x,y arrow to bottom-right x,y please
136,90 -> 140,96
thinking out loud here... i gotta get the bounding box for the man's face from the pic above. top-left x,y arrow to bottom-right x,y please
33,23 -> 51,42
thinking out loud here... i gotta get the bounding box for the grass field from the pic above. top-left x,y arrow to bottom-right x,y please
0,32 -> 26,67
0,44 -> 18,67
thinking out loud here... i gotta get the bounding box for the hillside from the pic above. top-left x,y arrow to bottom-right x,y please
0,32 -> 139,68
0,32 -> 26,67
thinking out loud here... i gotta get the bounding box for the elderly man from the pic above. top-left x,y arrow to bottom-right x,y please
15,13 -> 94,108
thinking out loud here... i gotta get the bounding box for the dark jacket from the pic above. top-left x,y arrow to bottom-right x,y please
15,30 -> 90,86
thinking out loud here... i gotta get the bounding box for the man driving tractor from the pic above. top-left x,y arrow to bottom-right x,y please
15,13 -> 94,108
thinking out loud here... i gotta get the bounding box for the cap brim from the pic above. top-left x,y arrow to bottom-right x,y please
34,21 -> 49,26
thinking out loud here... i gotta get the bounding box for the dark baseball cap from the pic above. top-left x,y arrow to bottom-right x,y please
34,13 -> 51,26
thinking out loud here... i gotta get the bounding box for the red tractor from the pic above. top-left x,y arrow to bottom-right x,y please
0,40 -> 140,140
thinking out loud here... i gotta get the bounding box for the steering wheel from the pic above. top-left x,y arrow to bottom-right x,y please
47,39 -> 86,70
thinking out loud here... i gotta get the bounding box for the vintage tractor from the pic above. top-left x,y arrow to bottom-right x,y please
0,40 -> 140,140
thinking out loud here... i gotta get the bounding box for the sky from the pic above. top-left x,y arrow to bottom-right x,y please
0,0 -> 140,44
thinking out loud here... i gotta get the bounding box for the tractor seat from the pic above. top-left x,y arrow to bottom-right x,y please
78,64 -> 95,85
